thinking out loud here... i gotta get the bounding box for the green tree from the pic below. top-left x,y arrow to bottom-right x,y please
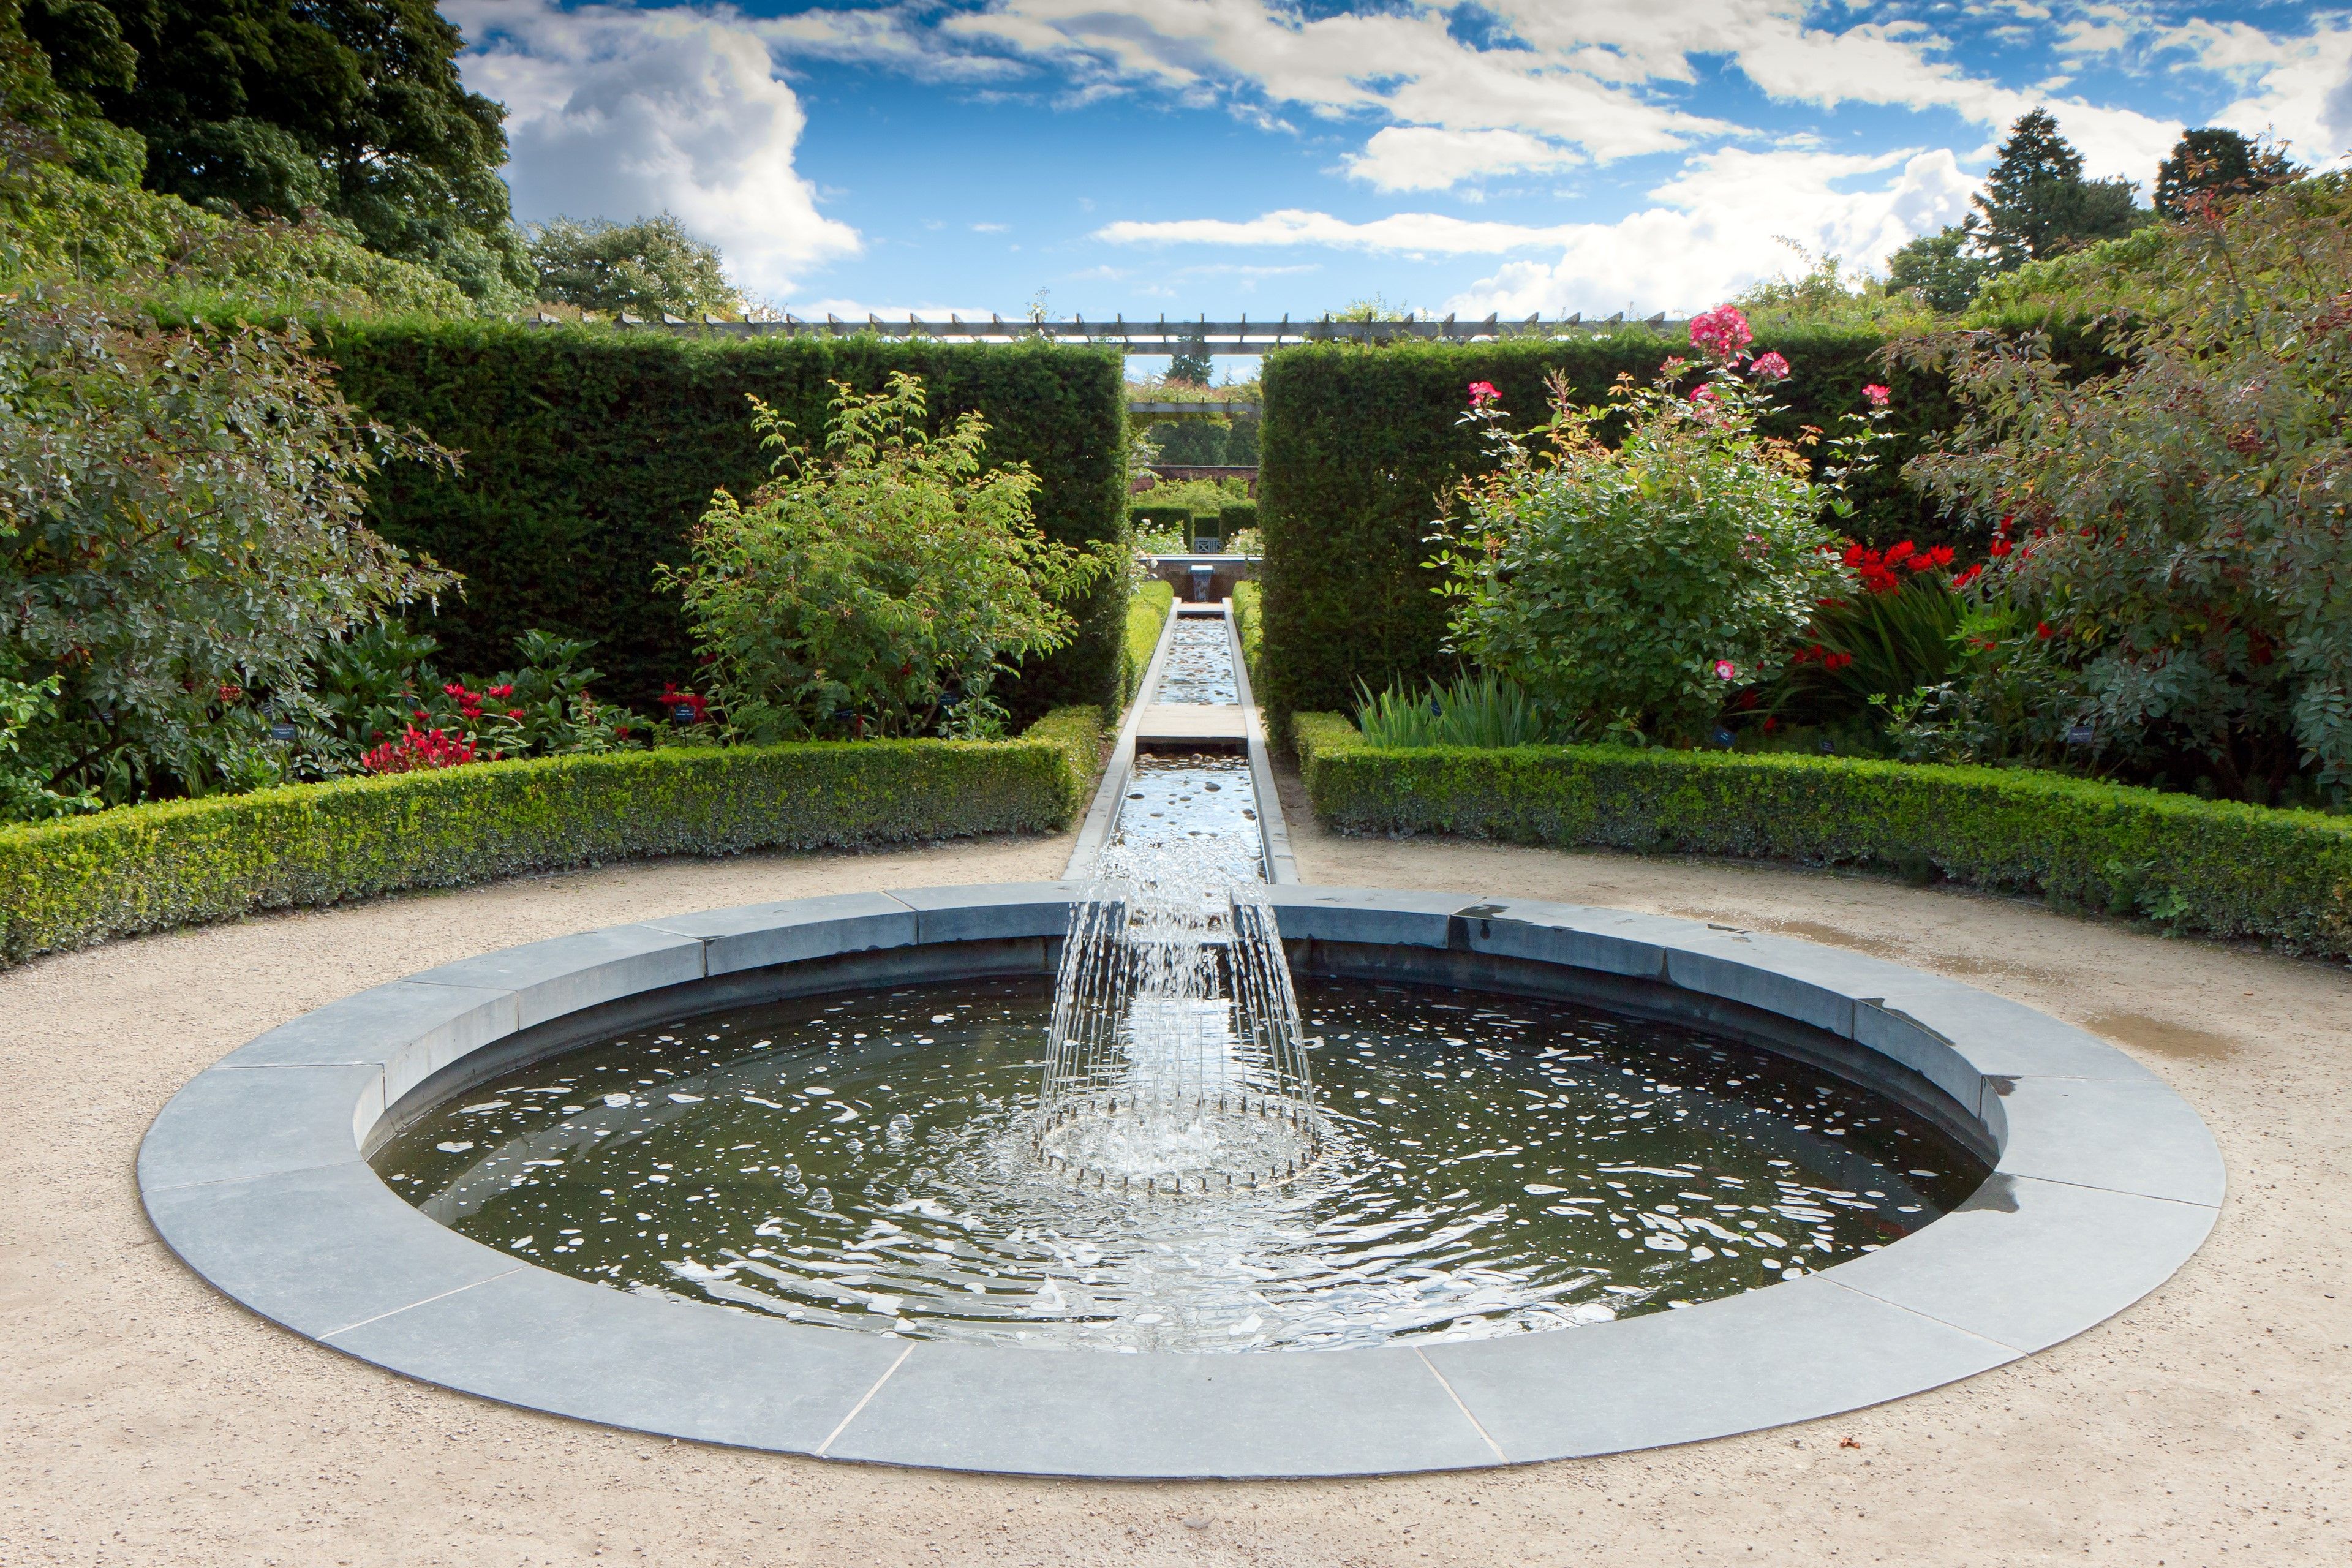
525,214 -> 743,319
1166,326 -> 1211,386
1973,108 -> 2152,270
3,0 -> 142,183
29,0 -> 530,306
1886,227 -> 1992,314
2154,128 -> 2299,219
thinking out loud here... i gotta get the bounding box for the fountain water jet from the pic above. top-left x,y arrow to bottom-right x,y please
1033,853 -> 1322,1193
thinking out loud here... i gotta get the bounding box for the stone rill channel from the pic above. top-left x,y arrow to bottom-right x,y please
371,606 -> 1991,1352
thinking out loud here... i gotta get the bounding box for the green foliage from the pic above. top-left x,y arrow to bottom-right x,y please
1734,250 -> 1934,333
1217,501 -> 1257,543
526,214 -> 743,320
1124,579 -> 1173,704
663,374 -> 1111,742
1899,175 -> 2352,799
50,0 -> 531,306
1354,671 -> 1548,748
311,624 -> 644,771
1167,329 -> 1210,386
1292,712 -> 2352,959
1770,570 -> 1964,726
1970,108 -> 2153,271
1886,228 -> 1992,314
0,706 -> 1108,966
2154,129 -> 2299,219
323,323 -> 1133,722
1255,333 -> 1955,725
1430,358 -> 1876,742
1232,579 -> 1261,688
0,291 -> 454,812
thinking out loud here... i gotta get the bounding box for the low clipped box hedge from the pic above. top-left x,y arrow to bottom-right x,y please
1292,714 -> 2352,958
1125,580 -> 1175,703
0,708 -> 1106,967
1232,580 -> 1263,687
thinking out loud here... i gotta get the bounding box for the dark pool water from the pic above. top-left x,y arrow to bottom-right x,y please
375,976 -> 1985,1352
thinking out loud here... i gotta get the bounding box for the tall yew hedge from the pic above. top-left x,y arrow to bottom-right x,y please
323,323 -> 1131,719
1254,333 -> 1961,726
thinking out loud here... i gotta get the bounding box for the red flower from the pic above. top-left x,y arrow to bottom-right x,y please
1825,651 -> 1854,671
1917,544 -> 1955,570
1689,304 -> 1754,361
1466,380 -> 1501,409
1989,538 -> 2013,557
360,725 -> 478,775
1862,384 -> 1891,408
486,684 -> 514,699
1951,564 -> 1984,589
2035,621 -> 2054,640
217,683 -> 243,703
507,707 -> 525,719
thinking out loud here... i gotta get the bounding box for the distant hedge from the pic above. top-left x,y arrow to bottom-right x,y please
1292,714 -> 2352,958
324,323 -> 1130,720
1255,334 -> 1961,726
0,708 -> 1106,967
1125,580 -> 1175,703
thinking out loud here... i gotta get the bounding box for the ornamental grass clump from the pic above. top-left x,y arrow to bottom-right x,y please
662,373 -> 1112,742
1430,306 -> 1885,744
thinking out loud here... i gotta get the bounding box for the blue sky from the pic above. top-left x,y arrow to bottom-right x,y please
447,0 -> 2352,333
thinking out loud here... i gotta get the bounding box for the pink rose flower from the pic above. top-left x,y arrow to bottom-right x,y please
1689,304 -> 1754,361
1467,380 -> 1501,408
1863,383 -> 1891,408
1752,351 -> 1790,381
1714,659 -> 1738,680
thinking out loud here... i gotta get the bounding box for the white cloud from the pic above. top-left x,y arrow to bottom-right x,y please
1444,146 -> 1978,317
1096,208 -> 1591,255
448,0 -> 861,298
1345,127 -> 1582,191
2160,18 -> 2352,162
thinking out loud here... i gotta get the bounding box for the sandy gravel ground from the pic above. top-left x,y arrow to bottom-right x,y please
2,785 -> 2346,1567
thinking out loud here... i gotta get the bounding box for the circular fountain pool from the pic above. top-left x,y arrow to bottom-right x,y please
375,975 -> 1983,1351
139,885 -> 2223,1477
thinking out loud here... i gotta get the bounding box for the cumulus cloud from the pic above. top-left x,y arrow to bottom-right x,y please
448,0 -> 861,298
1345,127 -> 1583,191
1442,146 -> 1978,317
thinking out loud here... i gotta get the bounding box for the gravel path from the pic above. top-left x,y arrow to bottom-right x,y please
1,796 -> 2343,1566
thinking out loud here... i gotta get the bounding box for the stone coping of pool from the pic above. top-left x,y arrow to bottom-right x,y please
137,883 -> 2222,1480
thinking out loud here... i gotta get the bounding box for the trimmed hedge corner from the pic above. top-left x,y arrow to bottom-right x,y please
326,325 -> 1131,722
1292,713 -> 2352,958
1125,580 -> 1176,704
0,707 -> 1108,967
1233,579 -> 1263,689
1256,335 -> 1958,725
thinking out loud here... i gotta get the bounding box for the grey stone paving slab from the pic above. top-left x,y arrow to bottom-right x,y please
405,925 -> 706,1030
1660,930 -> 1861,1038
144,1161 -> 518,1337
643,892 -> 919,976
886,882 -> 1083,943
221,981 -> 518,1070
1990,1076 -> 2227,1205
1870,987 -> 2164,1085
1264,885 -> 1465,948
1450,901 -> 1672,979
1423,1273 -> 2010,1458
139,1062 -> 384,1191
826,1340 -> 1498,1477
326,1265 -> 898,1454
1822,1172 -> 2218,1352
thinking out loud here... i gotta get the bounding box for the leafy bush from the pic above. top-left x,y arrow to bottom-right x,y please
1232,579 -> 1262,688
1900,173 -> 2352,802
1124,579 -> 1174,704
1763,546 -> 1966,726
327,324 -> 1132,720
0,706 -> 1107,967
1292,712 -> 2352,958
1354,671 -> 1548,748
525,214 -> 744,320
663,374 -> 1110,742
1255,329 -> 1959,727
1431,318 -> 1879,742
0,292 -> 453,815
311,624 -> 644,772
